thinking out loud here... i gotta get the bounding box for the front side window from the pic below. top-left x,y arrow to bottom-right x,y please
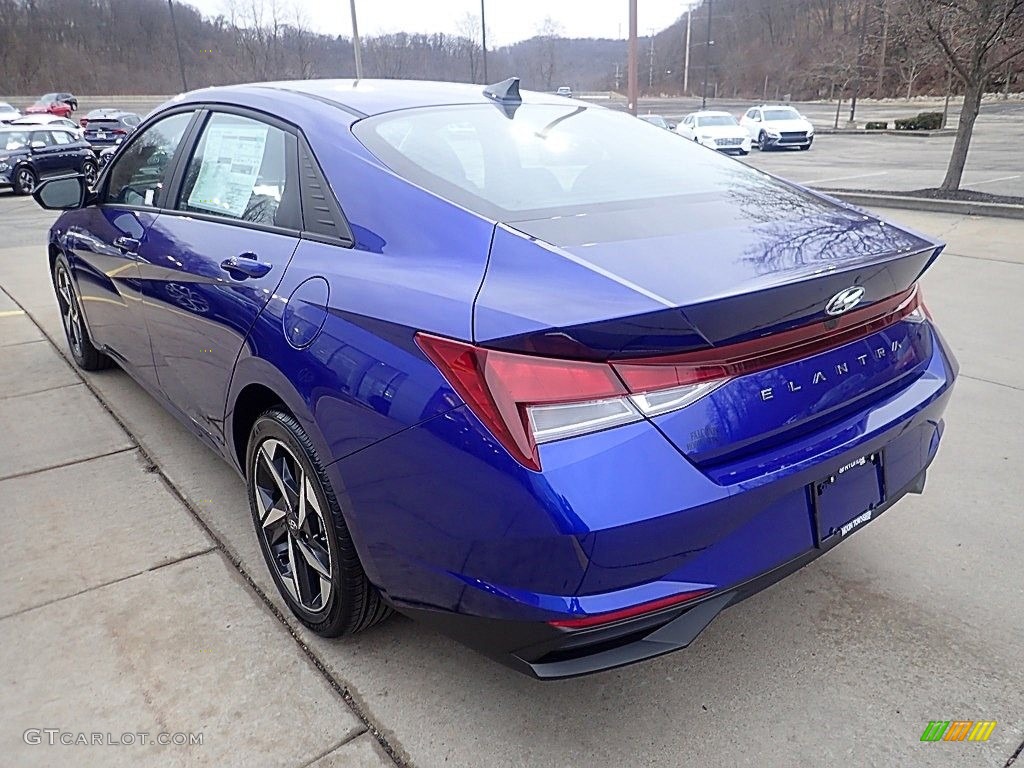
106,111 -> 194,207
176,112 -> 300,230
31,131 -> 54,147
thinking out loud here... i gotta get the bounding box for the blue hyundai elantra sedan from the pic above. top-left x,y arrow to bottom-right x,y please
32,79 -> 957,679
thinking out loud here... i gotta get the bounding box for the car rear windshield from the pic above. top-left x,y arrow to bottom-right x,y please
763,108 -> 800,120
87,120 -> 122,129
697,115 -> 737,127
353,103 -> 771,220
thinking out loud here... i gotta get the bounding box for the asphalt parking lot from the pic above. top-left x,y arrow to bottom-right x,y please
2,154 -> 1023,765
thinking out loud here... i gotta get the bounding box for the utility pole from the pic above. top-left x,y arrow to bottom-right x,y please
349,0 -> 363,80
648,29 -> 655,89
167,0 -> 188,91
701,0 -> 713,109
480,0 -> 488,83
683,7 -> 692,94
627,0 -> 638,115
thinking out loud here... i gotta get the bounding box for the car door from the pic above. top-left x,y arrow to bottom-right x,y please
66,109 -> 198,386
48,128 -> 79,173
29,130 -> 61,176
677,115 -> 696,140
133,108 -> 302,448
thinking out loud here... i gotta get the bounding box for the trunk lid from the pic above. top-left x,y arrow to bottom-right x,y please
472,184 -> 942,466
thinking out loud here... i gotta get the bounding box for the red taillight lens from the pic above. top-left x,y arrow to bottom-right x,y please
548,589 -> 713,629
79,118 -> 88,127
112,129 -> 127,135
416,285 -> 923,471
415,334 -> 630,471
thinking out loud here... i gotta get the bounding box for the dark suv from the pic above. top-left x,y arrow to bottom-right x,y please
82,111 -> 142,152
0,125 -> 96,194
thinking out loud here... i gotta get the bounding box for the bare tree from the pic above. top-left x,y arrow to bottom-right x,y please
904,0 -> 1024,189
537,16 -> 563,90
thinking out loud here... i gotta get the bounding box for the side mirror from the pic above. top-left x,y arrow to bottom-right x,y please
33,175 -> 89,210
667,121 -> 677,130
30,141 -> 46,150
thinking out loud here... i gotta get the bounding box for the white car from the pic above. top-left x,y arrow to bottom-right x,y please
10,113 -> 84,139
675,111 -> 752,155
739,105 -> 814,151
0,102 -> 21,124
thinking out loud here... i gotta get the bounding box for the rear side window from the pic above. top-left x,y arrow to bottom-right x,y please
106,111 -> 194,207
52,130 -> 72,145
176,112 -> 300,230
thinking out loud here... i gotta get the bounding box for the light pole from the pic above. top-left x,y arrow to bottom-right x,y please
701,0 -> 713,109
480,0 -> 488,83
167,0 -> 188,91
683,6 -> 692,94
627,0 -> 638,115
349,0 -> 363,80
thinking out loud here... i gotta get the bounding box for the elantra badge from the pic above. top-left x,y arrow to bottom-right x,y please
825,286 -> 866,316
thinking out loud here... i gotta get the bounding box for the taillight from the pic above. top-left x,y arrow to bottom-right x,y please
79,118 -> 88,127
415,334 -> 731,471
112,129 -> 127,135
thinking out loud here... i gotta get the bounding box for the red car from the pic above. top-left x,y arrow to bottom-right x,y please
25,92 -> 78,118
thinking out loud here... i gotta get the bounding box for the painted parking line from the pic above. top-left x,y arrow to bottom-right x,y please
799,171 -> 889,185
0,309 -> 27,318
961,175 -> 1021,188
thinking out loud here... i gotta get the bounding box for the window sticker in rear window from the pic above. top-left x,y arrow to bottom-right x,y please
187,122 -> 268,218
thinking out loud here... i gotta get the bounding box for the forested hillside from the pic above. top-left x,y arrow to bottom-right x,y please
1,0 -> 1019,98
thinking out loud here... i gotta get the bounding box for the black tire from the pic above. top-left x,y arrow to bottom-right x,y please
738,149 -> 750,156
758,131 -> 770,152
799,143 -> 811,151
247,409 -> 391,637
52,253 -> 113,370
82,159 -> 98,188
13,165 -> 37,195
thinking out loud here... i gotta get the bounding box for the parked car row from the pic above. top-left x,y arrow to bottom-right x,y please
0,95 -> 141,162
639,104 -> 815,156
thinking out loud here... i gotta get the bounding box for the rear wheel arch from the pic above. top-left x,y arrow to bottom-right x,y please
230,382 -> 289,472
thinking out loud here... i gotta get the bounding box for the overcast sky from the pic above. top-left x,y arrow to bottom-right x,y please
180,0 -> 698,48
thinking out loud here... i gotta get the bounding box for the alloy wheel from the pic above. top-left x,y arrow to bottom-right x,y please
83,162 -> 97,187
16,168 -> 35,193
55,265 -> 84,356
253,438 -> 334,613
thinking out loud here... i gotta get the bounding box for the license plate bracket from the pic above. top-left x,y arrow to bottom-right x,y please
810,452 -> 885,545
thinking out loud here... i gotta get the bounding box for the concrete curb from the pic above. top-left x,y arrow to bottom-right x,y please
817,129 -> 955,137
815,189 -> 1024,220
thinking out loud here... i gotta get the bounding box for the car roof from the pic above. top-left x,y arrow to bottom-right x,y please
691,110 -> 733,117
174,78 -> 574,118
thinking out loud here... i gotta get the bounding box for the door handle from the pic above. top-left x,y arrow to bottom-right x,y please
113,236 -> 140,253
220,253 -> 273,280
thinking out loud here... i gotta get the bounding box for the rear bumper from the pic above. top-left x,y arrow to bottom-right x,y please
334,323 -> 956,677
400,464 -> 930,680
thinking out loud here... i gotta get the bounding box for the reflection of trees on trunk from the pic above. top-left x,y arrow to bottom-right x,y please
719,165 -> 928,277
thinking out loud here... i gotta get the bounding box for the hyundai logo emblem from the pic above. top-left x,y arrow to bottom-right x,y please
825,286 -> 866,316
